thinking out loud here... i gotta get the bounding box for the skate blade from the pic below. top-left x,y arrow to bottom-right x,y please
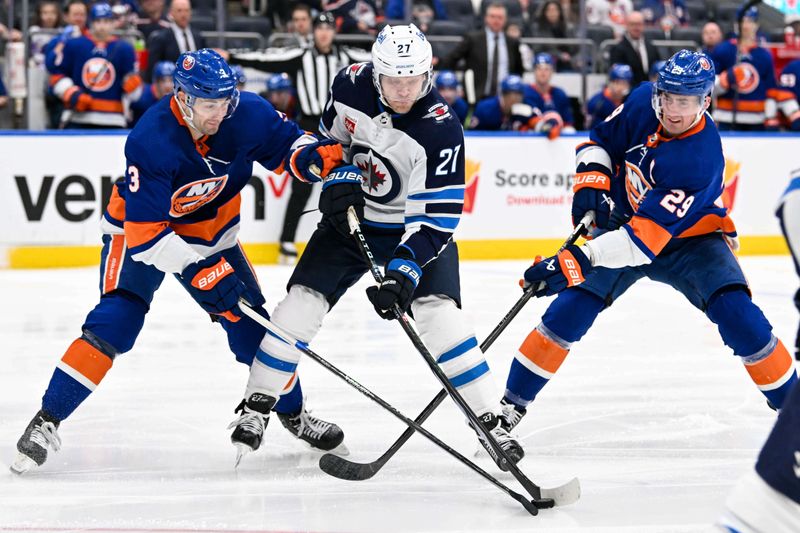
233,443 -> 254,469
9,453 -> 38,475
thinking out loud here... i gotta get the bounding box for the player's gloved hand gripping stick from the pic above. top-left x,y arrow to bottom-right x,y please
340,206 -> 583,511
236,299 -> 551,515
318,209 -> 592,496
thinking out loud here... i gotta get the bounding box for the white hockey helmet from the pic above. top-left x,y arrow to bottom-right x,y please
371,23 -> 433,107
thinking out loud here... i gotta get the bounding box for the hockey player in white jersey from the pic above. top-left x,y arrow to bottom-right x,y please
228,24 -> 524,470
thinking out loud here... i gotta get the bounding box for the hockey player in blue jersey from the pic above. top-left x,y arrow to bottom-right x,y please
469,74 -> 539,131
496,50 -> 798,435
230,64 -> 246,90
434,70 -> 469,124
777,59 -> 800,130
10,49 -> 348,475
129,60 -> 174,126
585,63 -> 633,128
718,380 -> 800,532
524,52 -> 575,139
229,24 -> 524,470
263,72 -> 297,120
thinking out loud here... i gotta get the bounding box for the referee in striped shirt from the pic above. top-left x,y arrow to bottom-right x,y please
230,13 -> 370,263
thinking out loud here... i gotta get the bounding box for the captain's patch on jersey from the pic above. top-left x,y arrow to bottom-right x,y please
169,175 -> 228,217
423,103 -> 451,122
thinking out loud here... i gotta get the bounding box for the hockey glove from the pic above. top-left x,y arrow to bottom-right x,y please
366,253 -> 422,320
522,244 -> 592,297
719,65 -> 749,91
572,168 -> 613,229
65,88 -> 94,111
319,164 -> 365,236
181,256 -> 253,322
534,111 -> 564,140
287,138 -> 344,183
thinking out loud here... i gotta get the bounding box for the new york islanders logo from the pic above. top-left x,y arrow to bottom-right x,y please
698,57 -> 712,71
170,175 -> 228,217
182,55 -> 196,70
732,63 -> 760,95
81,57 -> 116,92
624,160 -> 655,211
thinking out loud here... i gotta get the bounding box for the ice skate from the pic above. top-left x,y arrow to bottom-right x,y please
228,393 -> 276,467
10,410 -> 62,475
278,242 -> 298,265
499,398 -> 527,432
475,412 -> 524,472
277,403 -> 346,454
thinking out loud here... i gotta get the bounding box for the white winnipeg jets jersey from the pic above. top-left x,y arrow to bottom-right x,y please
319,62 -> 466,266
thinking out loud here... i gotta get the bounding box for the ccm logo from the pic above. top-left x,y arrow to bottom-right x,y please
398,264 -> 420,281
196,261 -> 233,289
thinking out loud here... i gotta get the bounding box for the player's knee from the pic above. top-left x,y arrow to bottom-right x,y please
706,286 -> 773,356
411,295 -> 471,353
541,289 -> 605,343
82,290 -> 149,355
223,305 -> 270,365
270,285 -> 329,342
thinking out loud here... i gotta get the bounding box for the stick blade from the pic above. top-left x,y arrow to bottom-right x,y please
318,453 -> 380,481
541,477 -> 581,507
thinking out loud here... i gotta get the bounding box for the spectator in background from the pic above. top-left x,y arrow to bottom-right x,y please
608,11 -> 660,86
145,0 -> 206,81
532,0 -> 575,71
435,70 -> 469,123
291,4 -> 313,47
649,59 -> 666,83
524,52 -> 574,136
586,0 -> 634,38
701,21 -> 723,55
262,73 -> 297,119
129,60 -> 173,126
778,58 -> 800,130
318,0 -> 379,35
517,0 -> 537,33
469,74 -> 537,130
135,0 -> 167,39
30,0 -> 64,65
585,63 -> 632,128
440,3 -> 523,101
385,0 -> 447,22
641,0 -> 688,32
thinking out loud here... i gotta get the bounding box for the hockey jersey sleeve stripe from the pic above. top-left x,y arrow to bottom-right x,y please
766,87 -> 795,102
405,214 -> 460,231
125,221 -> 171,249
576,142 -> 613,174
407,188 -> 465,202
677,213 -> 737,239
51,75 -> 74,98
104,187 -> 126,226
424,203 -> 463,215
716,99 -> 766,112
624,215 -> 672,259
88,100 -> 124,113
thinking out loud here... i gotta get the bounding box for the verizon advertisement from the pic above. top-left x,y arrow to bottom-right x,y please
0,132 -> 794,262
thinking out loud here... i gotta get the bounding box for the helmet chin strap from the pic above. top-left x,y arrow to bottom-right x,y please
175,94 -> 204,136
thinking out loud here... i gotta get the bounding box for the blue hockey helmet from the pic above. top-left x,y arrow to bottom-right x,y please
500,74 -> 526,94
173,49 -> 240,118
266,72 -> 294,92
649,60 -> 667,79
435,70 -> 459,90
89,3 -> 114,22
609,63 -> 633,82
533,53 -> 555,69
153,61 -> 176,80
230,64 -> 247,85
655,49 -> 715,97
736,5 -> 759,22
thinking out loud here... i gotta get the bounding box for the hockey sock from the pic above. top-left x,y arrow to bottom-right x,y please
42,337 -> 114,421
413,295 -> 497,415
273,373 -> 303,415
504,325 -> 570,408
742,338 -> 797,410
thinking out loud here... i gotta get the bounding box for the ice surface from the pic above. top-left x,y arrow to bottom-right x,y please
0,257 -> 795,533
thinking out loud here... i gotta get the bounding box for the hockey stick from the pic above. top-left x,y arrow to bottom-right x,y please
236,302 -> 543,515
320,212 -> 591,501
343,207 -> 577,509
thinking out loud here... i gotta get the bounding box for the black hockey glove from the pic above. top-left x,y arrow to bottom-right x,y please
319,164 -> 365,236
522,244 -> 592,297
572,166 -> 613,229
366,253 -> 422,320
181,256 -> 254,322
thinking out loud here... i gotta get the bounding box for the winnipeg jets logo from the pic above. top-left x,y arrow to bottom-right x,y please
423,103 -> 451,122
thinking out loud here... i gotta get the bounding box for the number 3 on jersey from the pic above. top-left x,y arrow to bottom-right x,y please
128,165 -> 140,192
436,145 -> 461,176
660,189 -> 694,218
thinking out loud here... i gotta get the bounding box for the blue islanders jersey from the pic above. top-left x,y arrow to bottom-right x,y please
129,83 -> 164,127
46,34 -> 142,127
524,84 -> 574,127
469,95 -> 539,131
710,40 -> 794,127
577,83 -> 734,264
585,87 -> 622,129
102,92 -> 312,274
778,59 -> 800,128
319,62 -> 465,267
450,96 -> 469,124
